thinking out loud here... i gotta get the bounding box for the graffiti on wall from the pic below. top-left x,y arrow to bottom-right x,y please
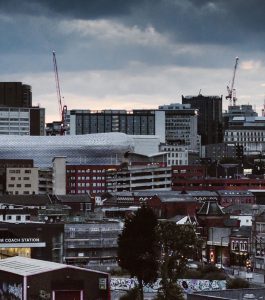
0,282 -> 22,300
110,277 -> 226,293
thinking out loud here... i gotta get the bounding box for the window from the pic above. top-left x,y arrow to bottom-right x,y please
25,170 -> 31,174
25,184 -> 31,187
16,216 -> 21,221
23,177 -> 30,180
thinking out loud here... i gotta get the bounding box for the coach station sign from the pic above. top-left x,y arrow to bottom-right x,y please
0,237 -> 41,243
0,237 -> 45,247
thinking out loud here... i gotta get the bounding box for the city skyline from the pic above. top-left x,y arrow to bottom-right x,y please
1,0 -> 265,122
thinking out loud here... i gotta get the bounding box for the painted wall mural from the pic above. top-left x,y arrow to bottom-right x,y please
110,277 -> 226,293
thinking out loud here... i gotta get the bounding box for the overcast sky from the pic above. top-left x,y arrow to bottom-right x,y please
1,0 -> 265,122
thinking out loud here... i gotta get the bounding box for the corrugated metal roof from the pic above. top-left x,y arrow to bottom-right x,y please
0,256 -> 65,276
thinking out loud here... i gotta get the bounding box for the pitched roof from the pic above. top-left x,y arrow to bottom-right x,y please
0,256 -> 108,276
0,256 -> 65,276
0,195 -> 50,206
197,200 -> 224,216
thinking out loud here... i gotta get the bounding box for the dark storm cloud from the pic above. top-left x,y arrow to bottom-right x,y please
0,0 -> 265,73
0,0 -> 265,47
0,0 -> 143,18
1,0 -> 264,50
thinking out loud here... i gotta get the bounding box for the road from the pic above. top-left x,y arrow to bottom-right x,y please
236,269 -> 265,285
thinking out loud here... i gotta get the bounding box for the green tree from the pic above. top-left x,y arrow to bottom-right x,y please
156,222 -> 201,299
117,205 -> 159,300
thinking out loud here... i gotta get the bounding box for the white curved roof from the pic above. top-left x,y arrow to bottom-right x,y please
0,132 -> 134,167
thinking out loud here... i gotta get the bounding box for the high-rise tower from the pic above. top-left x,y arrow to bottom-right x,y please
0,82 -> 32,107
182,94 -> 223,145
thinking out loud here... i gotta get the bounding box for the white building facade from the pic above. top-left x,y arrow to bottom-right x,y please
159,144 -> 189,166
224,116 -> 265,154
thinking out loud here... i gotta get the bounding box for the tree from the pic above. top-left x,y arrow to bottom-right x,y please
226,278 -> 250,289
118,205 -> 159,300
120,287 -> 141,300
156,222 -> 201,299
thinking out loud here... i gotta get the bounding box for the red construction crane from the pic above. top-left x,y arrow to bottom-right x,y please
226,57 -> 239,106
52,51 -> 68,135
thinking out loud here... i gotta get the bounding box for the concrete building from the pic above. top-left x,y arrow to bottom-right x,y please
52,157 -> 66,195
106,164 -> 172,192
64,220 -> 122,272
201,143 -> 236,161
0,82 -> 32,107
67,105 -> 200,151
224,116 -> 265,155
69,109 -> 159,136
182,94 -> 223,145
158,103 -> 200,151
1,157 -> 66,196
159,144 -> 189,166
223,104 -> 258,131
0,159 -> 33,195
6,167 -> 39,195
0,82 -> 45,136
0,106 -> 45,136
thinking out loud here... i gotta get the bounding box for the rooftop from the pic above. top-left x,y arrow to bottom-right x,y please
0,256 -> 108,276
0,256 -> 65,276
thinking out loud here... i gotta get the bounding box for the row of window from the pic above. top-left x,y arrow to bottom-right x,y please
9,170 -> 32,174
10,177 -> 30,181
67,169 -> 106,173
70,189 -> 104,194
4,215 -> 30,221
69,176 -> 105,180
231,241 -> 248,251
226,131 -> 265,136
168,153 -> 187,157
8,184 -> 32,188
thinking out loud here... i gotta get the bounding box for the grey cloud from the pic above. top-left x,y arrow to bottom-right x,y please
1,0 -> 265,48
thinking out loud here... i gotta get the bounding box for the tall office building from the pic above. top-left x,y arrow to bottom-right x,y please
158,103 -> 199,151
0,107 -> 45,136
69,109 -> 156,135
182,94 -> 223,145
0,82 -> 32,107
223,104 -> 257,131
0,82 -> 45,136
68,105 -> 200,151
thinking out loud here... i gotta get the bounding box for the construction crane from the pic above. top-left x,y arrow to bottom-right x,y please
226,57 -> 239,106
52,51 -> 68,135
